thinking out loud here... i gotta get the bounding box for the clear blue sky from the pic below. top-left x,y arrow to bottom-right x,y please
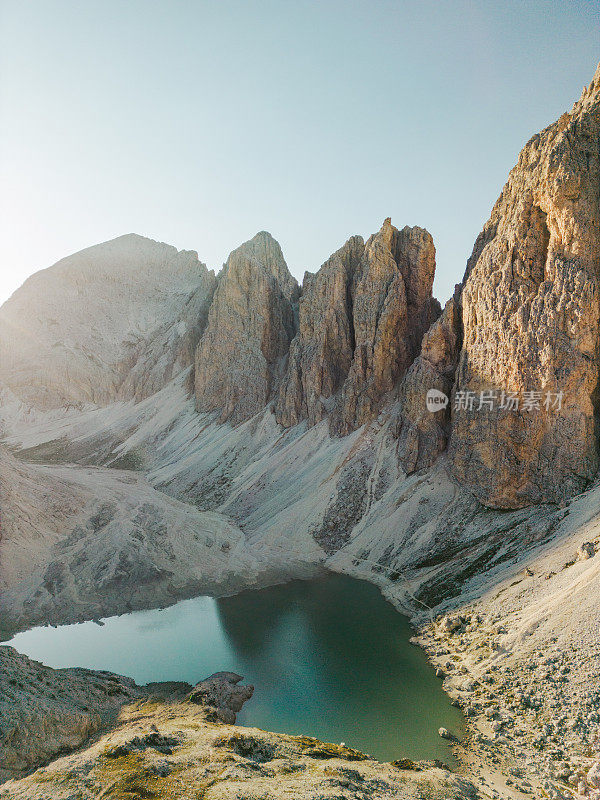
1,0 -> 598,305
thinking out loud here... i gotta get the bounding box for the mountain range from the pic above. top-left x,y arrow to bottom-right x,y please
1,63 -> 600,800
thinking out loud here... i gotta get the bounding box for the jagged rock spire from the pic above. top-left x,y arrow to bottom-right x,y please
276,219 -> 440,433
194,231 -> 298,425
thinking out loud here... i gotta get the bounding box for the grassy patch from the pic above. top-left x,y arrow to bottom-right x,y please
109,448 -> 145,471
293,735 -> 369,762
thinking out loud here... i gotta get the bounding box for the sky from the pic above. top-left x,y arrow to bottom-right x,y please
0,0 -> 598,306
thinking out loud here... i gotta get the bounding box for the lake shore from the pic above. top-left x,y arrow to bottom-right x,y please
2,575 -> 463,766
0,646 -> 478,799
3,511 -> 600,800
409,495 -> 600,800
3,427 -> 600,798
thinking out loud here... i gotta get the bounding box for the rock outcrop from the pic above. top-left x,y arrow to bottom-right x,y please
0,645 -> 142,782
188,671 -> 254,723
276,219 -> 440,434
0,647 -> 477,799
335,221 -> 441,434
0,647 -> 252,783
0,234 -> 216,410
448,65 -> 600,508
276,235 -> 364,427
195,231 -> 299,425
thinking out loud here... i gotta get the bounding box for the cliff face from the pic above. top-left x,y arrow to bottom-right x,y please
194,220 -> 439,433
334,221 -> 440,434
276,235 -> 364,428
191,66 -> 600,507
276,219 -> 440,434
194,232 -> 299,425
0,234 -> 216,410
447,66 -> 600,508
0,646 -> 142,782
395,289 -> 463,475
392,66 -> 600,508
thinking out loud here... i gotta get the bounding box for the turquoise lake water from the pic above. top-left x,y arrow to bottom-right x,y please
5,574 -> 463,762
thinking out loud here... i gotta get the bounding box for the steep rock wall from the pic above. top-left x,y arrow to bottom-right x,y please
194,232 -> 298,425
276,219 -> 440,435
448,66 -> 600,508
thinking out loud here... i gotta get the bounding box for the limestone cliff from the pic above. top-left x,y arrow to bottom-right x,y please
392,66 -> 600,507
276,235 -> 364,428
194,231 -> 299,425
447,65 -> 600,508
276,219 -> 440,434
335,220 -> 440,434
394,288 -> 462,475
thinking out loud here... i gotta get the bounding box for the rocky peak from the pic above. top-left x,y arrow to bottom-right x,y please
0,235 -> 216,409
334,219 -> 440,434
276,219 -> 440,434
194,232 -> 298,425
276,235 -> 364,427
225,231 -> 299,304
445,67 -> 600,508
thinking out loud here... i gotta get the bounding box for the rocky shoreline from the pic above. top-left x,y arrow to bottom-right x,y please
3,509 -> 600,800
411,519 -> 600,800
2,596 -> 598,800
421,614 -> 592,800
0,644 -> 478,799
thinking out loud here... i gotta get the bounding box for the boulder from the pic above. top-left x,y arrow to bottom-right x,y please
188,672 -> 254,724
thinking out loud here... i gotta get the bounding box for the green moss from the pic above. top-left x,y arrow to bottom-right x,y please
391,758 -> 421,770
109,448 -> 145,471
94,752 -> 179,799
292,735 -> 369,761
